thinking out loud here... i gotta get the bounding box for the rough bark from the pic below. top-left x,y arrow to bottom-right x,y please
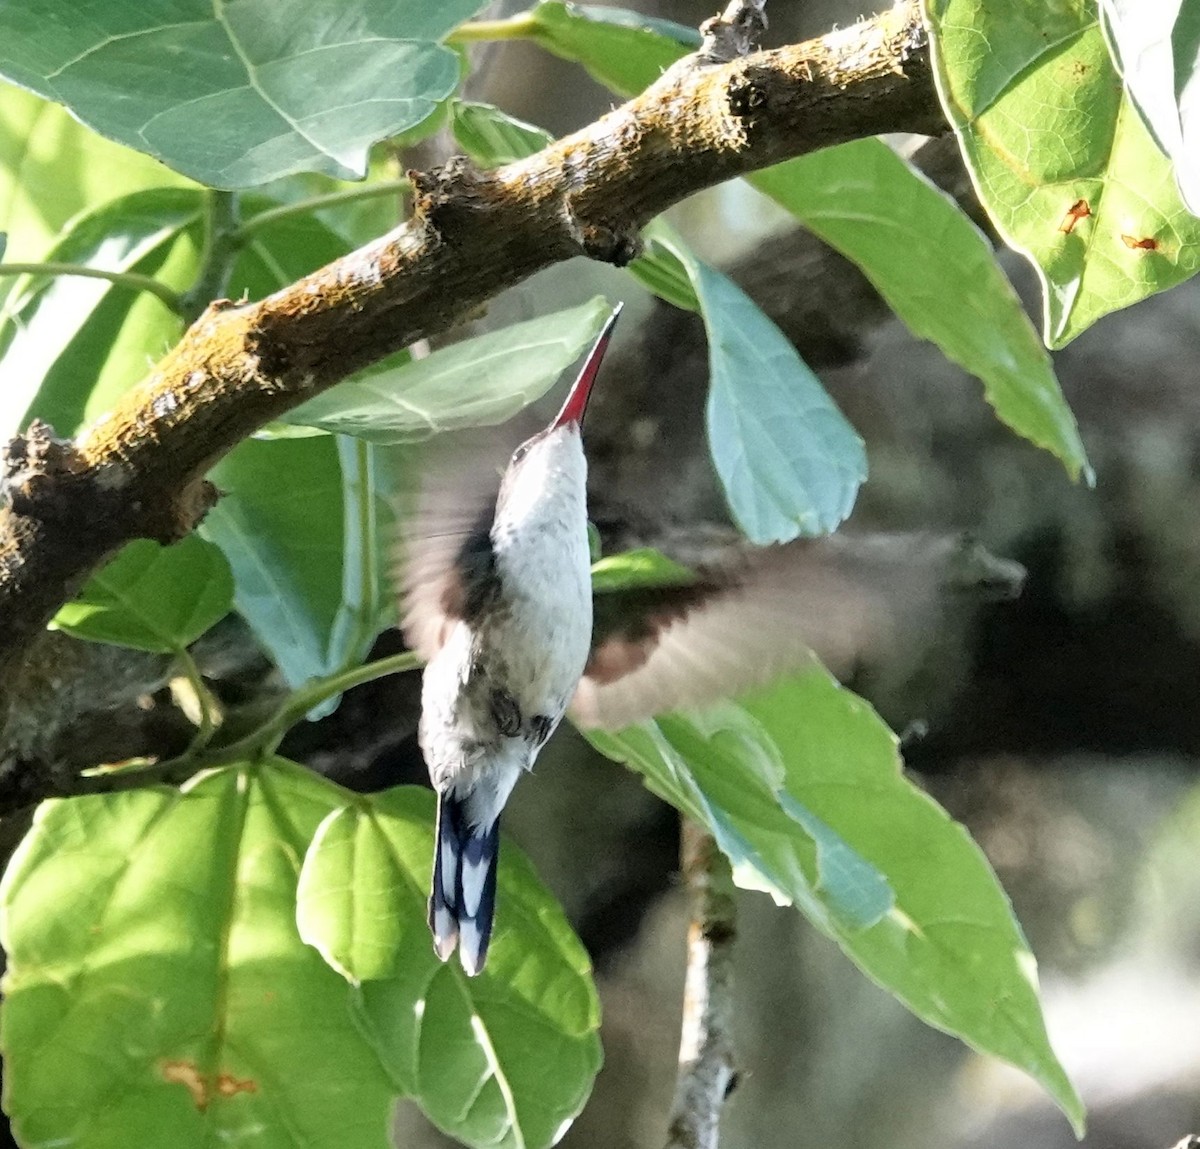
0,1 -> 940,707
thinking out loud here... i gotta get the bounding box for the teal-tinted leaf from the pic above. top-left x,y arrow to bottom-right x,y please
51,536 -> 233,654
653,229 -> 865,543
0,1 -> 488,188
282,297 -> 612,443
591,547 -> 694,594
1101,0 -> 1200,214
295,786 -> 601,1149
586,668 -> 1084,1131
449,99 -> 552,167
202,434 -> 392,693
927,0 -> 1200,346
523,2 -> 697,97
0,187 -> 202,440
750,142 -> 1090,480
0,760 -> 398,1149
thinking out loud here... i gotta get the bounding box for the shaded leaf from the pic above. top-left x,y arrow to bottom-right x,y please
296,787 -> 601,1149
0,0 -> 487,188
0,187 -> 202,440
282,297 -> 613,443
585,667 -> 1084,1131
0,761 -> 397,1149
628,223 -> 701,312
653,228 -> 865,543
523,2 -> 697,97
51,536 -> 233,654
927,0 -> 1200,346
750,142 -> 1090,480
450,99 -> 552,166
201,434 -> 391,693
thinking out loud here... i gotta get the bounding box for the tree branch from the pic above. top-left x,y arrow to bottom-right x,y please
665,820 -> 738,1149
0,0 -> 938,704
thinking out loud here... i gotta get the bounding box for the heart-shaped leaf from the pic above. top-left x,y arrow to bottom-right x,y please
296,787 -> 603,1149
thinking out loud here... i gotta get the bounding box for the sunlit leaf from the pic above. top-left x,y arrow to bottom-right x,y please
51,536 -> 233,654
927,0 -> 1200,346
0,761 -> 397,1149
750,142 -> 1090,480
586,667 -> 1085,1132
282,297 -> 612,443
0,187 -> 202,440
0,80 -> 195,264
590,547 -> 694,594
0,0 -> 488,188
297,787 -> 601,1149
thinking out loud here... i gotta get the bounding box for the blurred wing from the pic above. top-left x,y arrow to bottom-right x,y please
394,430 -> 510,661
572,532 -> 1010,730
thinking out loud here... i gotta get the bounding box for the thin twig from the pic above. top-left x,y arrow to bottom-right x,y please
0,262 -> 184,313
233,179 -> 412,241
699,0 -> 769,63
665,820 -> 738,1149
179,189 -> 240,322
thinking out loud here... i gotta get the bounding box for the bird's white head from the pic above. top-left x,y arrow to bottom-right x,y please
494,303 -> 622,536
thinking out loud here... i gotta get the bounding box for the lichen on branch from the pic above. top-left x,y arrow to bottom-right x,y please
0,1 -> 937,709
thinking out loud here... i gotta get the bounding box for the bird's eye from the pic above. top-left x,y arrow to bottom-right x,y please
511,444 -> 529,465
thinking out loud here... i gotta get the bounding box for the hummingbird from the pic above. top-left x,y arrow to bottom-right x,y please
402,304 -> 622,976
397,304 -> 1025,974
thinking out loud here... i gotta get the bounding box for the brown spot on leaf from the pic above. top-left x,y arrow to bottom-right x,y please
161,1060 -> 209,1111
216,1073 -> 258,1099
160,1059 -> 258,1111
1058,199 -> 1090,234
1121,234 -> 1159,250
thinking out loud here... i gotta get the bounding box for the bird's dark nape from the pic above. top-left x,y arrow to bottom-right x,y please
430,792 -> 501,976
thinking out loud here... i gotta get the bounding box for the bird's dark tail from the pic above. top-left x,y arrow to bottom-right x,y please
429,793 -> 500,976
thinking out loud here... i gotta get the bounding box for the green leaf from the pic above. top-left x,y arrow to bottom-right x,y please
296,786 -> 601,1149
0,1 -> 487,189
926,0 -> 1200,347
0,187 -> 202,440
591,547 -> 694,594
450,99 -> 553,166
0,81 -> 195,265
653,228 -> 866,543
749,142 -> 1091,480
627,223 -> 701,312
281,297 -> 613,443
1101,0 -> 1200,213
0,760 -> 397,1149
201,434 -> 391,693
230,192 -> 358,301
51,536 -> 233,654
585,668 -> 1084,1132
523,2 -> 697,97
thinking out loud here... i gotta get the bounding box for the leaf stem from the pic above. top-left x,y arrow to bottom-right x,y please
447,15 -> 539,43
0,262 -> 184,313
233,179 -> 412,240
180,189 -> 241,322
175,646 -> 219,757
